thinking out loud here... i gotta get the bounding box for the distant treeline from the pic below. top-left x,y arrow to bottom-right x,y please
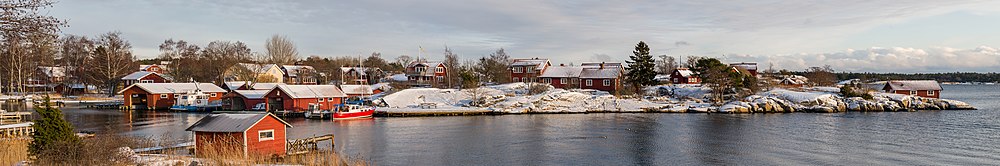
787,72 -> 1000,83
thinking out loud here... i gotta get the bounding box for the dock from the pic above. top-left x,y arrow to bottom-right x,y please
80,101 -> 125,109
375,108 -> 499,117
0,112 -> 34,138
287,134 -> 335,155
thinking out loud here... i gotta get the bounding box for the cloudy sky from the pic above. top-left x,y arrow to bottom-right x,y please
49,0 -> 1000,73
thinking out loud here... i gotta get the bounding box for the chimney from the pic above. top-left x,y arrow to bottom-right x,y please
599,62 -> 605,69
534,57 -> 539,60
560,63 -> 565,67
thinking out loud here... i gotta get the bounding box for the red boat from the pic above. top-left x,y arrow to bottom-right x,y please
333,104 -> 374,120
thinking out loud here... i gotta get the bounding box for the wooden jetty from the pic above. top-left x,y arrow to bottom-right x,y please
0,112 -> 33,138
80,101 -> 126,109
287,134 -> 335,155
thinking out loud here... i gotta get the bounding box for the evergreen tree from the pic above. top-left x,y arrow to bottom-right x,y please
29,96 -> 81,161
625,41 -> 657,92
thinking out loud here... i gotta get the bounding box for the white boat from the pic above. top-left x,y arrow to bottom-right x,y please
303,104 -> 330,119
170,90 -> 218,112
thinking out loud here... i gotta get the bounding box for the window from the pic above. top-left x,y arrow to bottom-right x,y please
140,80 -> 153,83
151,67 -> 158,71
513,77 -> 520,82
328,98 -> 335,102
560,78 -> 567,85
160,94 -> 167,98
210,93 -> 218,97
436,67 -> 445,73
928,90 -> 935,95
513,67 -> 523,73
586,79 -> 593,86
543,78 -> 551,83
319,98 -> 325,102
523,78 -> 529,82
673,78 -> 678,83
259,130 -> 275,141
909,90 -> 917,95
603,79 -> 611,86
526,66 -> 536,73
436,76 -> 445,81
415,66 -> 426,73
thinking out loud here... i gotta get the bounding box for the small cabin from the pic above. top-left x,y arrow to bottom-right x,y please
669,68 -> 700,84
186,113 -> 292,158
538,65 -> 584,89
883,80 -> 942,98
121,71 -> 173,87
119,83 -> 227,110
264,85 -> 348,112
578,62 -> 623,92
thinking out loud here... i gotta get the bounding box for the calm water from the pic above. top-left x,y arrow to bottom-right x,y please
59,85 -> 1000,165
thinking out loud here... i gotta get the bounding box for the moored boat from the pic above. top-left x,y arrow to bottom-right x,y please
170,90 -> 220,112
333,104 -> 374,120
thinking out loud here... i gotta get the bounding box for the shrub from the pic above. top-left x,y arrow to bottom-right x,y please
840,86 -> 873,100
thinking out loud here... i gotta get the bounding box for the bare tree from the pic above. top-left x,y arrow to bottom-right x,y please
265,34 -> 298,65
443,47 -> 459,88
0,0 -> 66,94
656,55 -> 677,74
158,39 -> 200,82
395,55 -> 413,67
58,35 -> 95,93
202,40 -> 252,84
806,65 -> 836,86
91,31 -> 136,96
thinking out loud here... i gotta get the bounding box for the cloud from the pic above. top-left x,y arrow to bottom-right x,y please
726,46 -> 1000,73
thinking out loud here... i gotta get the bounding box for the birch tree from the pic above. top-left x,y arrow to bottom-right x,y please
201,40 -> 251,84
0,0 -> 65,94
157,39 -> 200,82
91,31 -> 136,96
58,35 -> 95,92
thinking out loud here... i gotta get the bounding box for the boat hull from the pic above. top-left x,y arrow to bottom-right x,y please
333,109 -> 374,120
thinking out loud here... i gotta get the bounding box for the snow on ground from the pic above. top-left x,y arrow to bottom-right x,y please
379,83 -> 674,113
763,89 -> 837,104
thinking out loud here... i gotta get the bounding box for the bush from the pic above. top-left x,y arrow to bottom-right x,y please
840,86 -> 873,100
29,97 -> 82,162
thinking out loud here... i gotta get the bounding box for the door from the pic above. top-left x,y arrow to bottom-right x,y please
268,97 -> 284,111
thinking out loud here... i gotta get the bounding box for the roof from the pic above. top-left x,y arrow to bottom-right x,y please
581,62 -> 622,68
580,67 -> 623,79
406,61 -> 444,76
539,66 -> 584,78
37,66 -> 65,78
340,85 -> 374,95
185,113 -> 291,132
730,62 -> 758,70
883,80 -> 942,91
269,84 -> 348,99
511,58 -> 550,69
119,83 -> 227,94
673,68 -> 695,77
281,65 -> 316,77
340,67 -> 381,76
121,71 -> 173,81
224,82 -> 282,90
231,90 -> 269,99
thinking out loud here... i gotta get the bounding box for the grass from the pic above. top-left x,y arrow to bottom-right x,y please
0,138 -> 29,165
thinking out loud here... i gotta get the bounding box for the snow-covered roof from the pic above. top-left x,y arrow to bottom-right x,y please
37,66 -> 65,78
407,61 -> 444,76
186,113 -> 291,132
139,65 -> 153,70
883,80 -> 942,91
730,62 -> 758,71
281,65 -> 316,77
580,67 -> 622,79
340,85 -> 374,95
539,66 -> 584,78
581,62 -> 622,68
674,68 -> 695,77
340,67 -> 381,76
511,58 -> 550,70
237,63 -> 279,72
119,83 -> 227,94
232,90 -> 269,99
269,84 -> 348,99
390,74 -> 408,81
121,71 -> 172,81
224,82 -> 283,90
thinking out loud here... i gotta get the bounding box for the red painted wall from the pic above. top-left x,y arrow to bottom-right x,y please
264,88 -> 344,112
194,132 -> 245,158
580,78 -> 620,92
121,85 -> 224,110
892,90 -> 940,98
245,116 -> 287,157
123,73 -> 171,87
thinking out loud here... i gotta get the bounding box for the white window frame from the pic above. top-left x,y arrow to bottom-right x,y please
258,129 -> 275,141
151,67 -> 158,71
513,67 -> 523,73
415,66 -> 426,73
927,90 -> 935,95
210,93 -> 218,97
513,77 -> 519,82
319,98 -> 325,102
673,78 -> 678,83
560,78 -> 567,85
603,79 -> 611,86
328,98 -> 334,102
160,94 -> 167,98
542,78 -> 551,83
586,79 -> 593,86
436,67 -> 445,73
140,80 -> 154,83
909,90 -> 917,95
526,66 -> 536,73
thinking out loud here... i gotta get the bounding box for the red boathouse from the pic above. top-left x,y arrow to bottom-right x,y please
264,85 -> 348,112
883,80 -> 942,98
186,113 -> 292,157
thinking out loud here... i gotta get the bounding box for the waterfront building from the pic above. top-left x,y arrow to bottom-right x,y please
186,113 -> 292,158
882,80 -> 943,98
119,83 -> 226,110
263,84 -> 348,112
120,71 -> 173,87
510,58 -> 551,83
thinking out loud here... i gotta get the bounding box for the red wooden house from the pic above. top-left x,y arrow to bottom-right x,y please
729,62 -> 758,77
538,65 -> 584,89
186,113 -> 292,158
139,64 -> 168,74
121,71 -> 173,87
223,81 -> 282,91
883,80 -> 942,98
579,62 -> 623,92
510,58 -> 551,83
222,90 -> 269,111
264,85 -> 348,112
281,65 -> 319,85
669,68 -> 700,84
405,61 -> 448,87
119,83 -> 227,110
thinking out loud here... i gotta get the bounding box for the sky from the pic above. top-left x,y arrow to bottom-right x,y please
47,0 -> 1000,73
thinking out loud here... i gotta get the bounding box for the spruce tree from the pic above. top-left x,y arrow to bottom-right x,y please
625,41 -> 658,92
29,96 -> 81,160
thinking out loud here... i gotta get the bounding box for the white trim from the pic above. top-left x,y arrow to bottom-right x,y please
243,130 -> 248,158
513,67 -> 523,73
160,94 -> 168,98
927,90 -> 935,95
603,79 -> 611,86
909,90 -> 917,95
513,77 -> 520,82
258,129 -> 275,141
560,78 -> 567,85
210,93 -> 218,97
586,79 -> 593,86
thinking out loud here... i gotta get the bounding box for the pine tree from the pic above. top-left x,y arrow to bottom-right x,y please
625,41 -> 657,93
29,96 -> 81,161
